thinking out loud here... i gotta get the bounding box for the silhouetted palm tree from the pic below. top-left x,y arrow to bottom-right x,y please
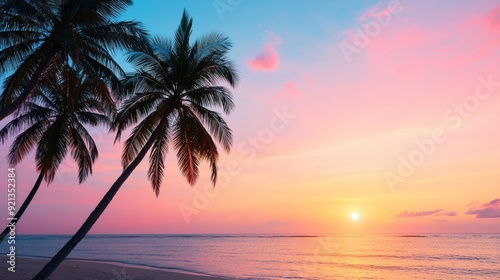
33,11 -> 238,279
0,0 -> 147,120
0,65 -> 113,244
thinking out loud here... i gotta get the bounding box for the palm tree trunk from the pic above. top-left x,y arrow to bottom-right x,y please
0,47 -> 57,121
32,121 -> 165,280
0,172 -> 44,244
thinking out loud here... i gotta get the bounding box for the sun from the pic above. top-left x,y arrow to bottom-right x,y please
350,212 -> 360,221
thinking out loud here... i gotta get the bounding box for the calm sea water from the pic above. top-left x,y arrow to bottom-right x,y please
2,234 -> 499,279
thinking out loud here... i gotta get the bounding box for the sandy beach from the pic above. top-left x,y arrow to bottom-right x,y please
0,257 -> 229,280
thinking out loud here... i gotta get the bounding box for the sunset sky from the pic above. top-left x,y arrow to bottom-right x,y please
1,0 -> 499,234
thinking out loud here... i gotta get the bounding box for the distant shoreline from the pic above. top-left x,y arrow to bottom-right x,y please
0,256 -> 231,280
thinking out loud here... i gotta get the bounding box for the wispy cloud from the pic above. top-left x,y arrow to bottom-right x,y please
466,199 -> 500,218
359,1 -> 393,21
437,211 -> 457,217
396,209 -> 442,218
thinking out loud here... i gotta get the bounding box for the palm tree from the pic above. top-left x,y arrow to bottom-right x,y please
0,0 -> 147,120
33,11 -> 238,279
0,65 -> 113,244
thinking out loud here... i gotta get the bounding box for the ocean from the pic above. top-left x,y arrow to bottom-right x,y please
2,234 -> 500,279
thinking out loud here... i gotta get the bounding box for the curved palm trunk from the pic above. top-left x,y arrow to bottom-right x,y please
0,172 -> 44,244
0,48 -> 57,121
32,123 -> 164,280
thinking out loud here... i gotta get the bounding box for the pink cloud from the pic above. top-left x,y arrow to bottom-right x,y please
248,43 -> 279,71
487,6 -> 500,29
362,4 -> 500,78
466,199 -> 500,218
283,81 -> 300,96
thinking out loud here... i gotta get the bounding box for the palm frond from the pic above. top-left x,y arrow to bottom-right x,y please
112,91 -> 163,141
188,103 -> 232,152
193,32 -> 232,60
121,111 -> 161,168
68,125 -> 95,183
35,117 -> 69,183
82,20 -> 149,53
8,119 -> 48,165
184,107 -> 220,185
184,86 -> 234,114
174,10 -> 193,60
0,102 -> 52,143
172,108 -> 200,185
148,119 -> 170,195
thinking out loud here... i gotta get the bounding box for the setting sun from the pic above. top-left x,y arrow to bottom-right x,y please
351,213 -> 360,221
